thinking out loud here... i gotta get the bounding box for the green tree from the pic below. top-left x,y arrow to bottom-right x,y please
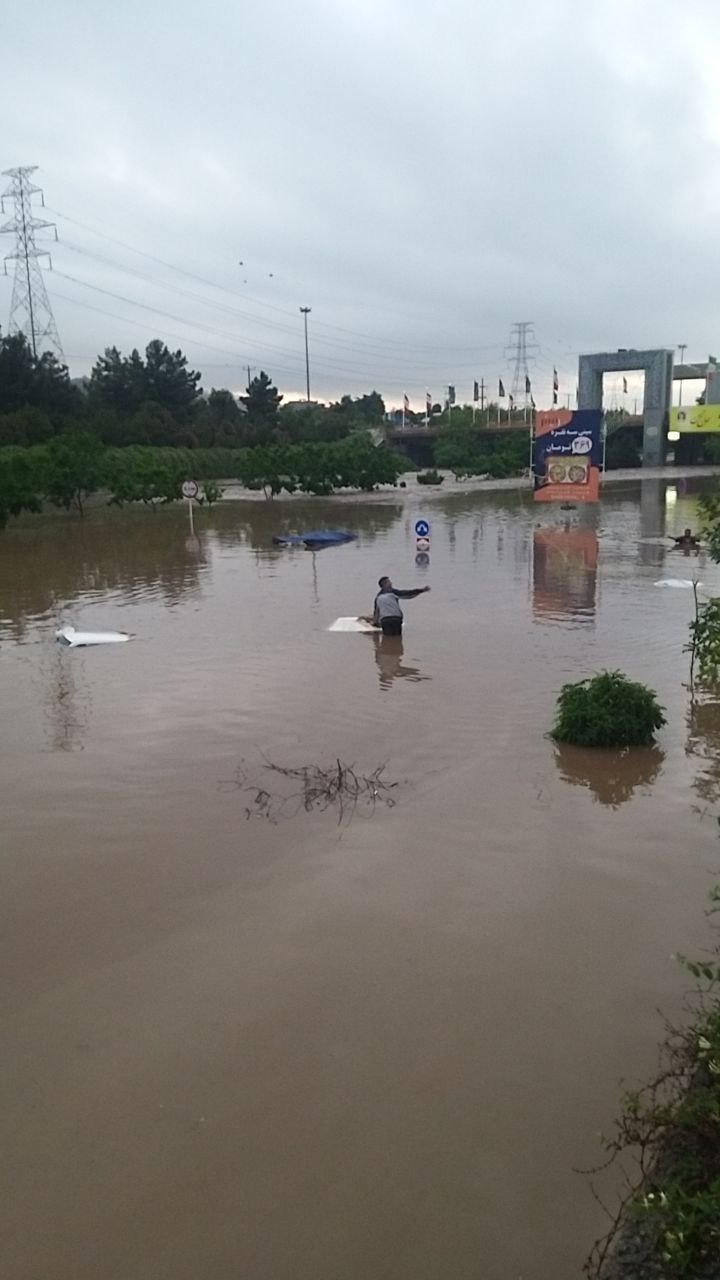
0,448 -> 43,528
44,432 -> 106,517
237,444 -> 295,500
89,345 -> 147,415
126,402 -> 183,447
0,331 -> 80,419
143,339 -> 202,420
106,449 -> 183,508
350,391 -> 385,423
89,340 -> 201,424
206,388 -> 241,427
333,433 -> 402,490
434,424 -> 527,478
194,389 -> 248,447
242,371 -> 283,434
0,406 -> 54,446
279,403 -> 352,444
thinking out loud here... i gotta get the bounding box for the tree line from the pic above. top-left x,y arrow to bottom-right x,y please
0,332 -> 386,449
0,432 -> 404,528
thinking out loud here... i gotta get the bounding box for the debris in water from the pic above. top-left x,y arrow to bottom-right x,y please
220,755 -> 398,824
56,626 -> 131,647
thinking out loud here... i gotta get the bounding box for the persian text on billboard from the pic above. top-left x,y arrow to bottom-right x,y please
670,405 -> 720,434
533,408 -> 602,503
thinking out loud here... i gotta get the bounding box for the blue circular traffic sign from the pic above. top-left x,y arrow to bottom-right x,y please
414,519 -> 430,538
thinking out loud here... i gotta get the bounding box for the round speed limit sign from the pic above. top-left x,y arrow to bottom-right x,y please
181,479 -> 198,500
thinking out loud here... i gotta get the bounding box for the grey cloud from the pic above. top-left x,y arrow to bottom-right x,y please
2,0 -> 720,405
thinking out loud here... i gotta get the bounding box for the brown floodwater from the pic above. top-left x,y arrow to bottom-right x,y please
2,478 -> 720,1280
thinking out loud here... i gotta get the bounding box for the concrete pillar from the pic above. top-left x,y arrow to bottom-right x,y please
642,350 -> 672,467
577,362 -> 603,411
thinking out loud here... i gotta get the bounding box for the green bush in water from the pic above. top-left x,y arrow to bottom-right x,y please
416,469 -> 444,485
551,670 -> 666,747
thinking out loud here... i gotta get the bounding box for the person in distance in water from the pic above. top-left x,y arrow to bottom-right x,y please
370,576 -> 430,636
671,527 -> 701,551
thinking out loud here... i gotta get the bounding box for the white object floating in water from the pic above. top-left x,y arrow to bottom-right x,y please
328,617 -> 379,633
653,579 -> 702,589
56,626 -> 131,647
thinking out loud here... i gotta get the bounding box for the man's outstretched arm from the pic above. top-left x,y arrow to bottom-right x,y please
393,587 -> 430,599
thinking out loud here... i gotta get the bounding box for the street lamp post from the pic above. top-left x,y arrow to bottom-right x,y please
678,343 -> 687,407
300,307 -> 311,402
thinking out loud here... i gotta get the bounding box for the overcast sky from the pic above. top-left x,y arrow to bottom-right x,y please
2,0 -> 718,408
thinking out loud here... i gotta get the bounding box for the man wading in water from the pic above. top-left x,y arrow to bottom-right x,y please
369,576 -> 430,636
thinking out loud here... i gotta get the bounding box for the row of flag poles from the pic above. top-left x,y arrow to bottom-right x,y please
400,368 -> 563,426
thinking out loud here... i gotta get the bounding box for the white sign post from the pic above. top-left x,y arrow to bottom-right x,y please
182,479 -> 199,534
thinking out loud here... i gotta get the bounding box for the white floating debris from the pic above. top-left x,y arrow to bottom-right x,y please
328,617 -> 379,633
653,579 -> 701,589
56,626 -> 131,647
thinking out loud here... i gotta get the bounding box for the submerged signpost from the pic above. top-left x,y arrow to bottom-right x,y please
415,518 -> 430,566
182,478 -> 198,534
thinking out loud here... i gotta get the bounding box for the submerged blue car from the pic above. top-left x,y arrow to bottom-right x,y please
272,530 -> 357,549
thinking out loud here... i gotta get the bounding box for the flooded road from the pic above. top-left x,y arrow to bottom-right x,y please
2,478 -> 720,1280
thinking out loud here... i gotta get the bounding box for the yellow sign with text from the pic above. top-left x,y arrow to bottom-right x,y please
671,405 -> 720,433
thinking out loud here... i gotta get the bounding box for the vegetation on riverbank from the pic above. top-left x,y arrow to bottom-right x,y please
0,329 -> 406,524
0,331 -> 387,449
0,432 -> 404,526
586,890 -> 720,1279
586,499 -> 720,1276
433,419 -> 528,478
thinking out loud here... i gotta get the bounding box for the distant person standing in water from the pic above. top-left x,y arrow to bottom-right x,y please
671,527 -> 701,550
371,576 -> 430,636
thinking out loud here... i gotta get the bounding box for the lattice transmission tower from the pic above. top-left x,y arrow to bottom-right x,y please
505,320 -> 537,406
1,166 -> 62,357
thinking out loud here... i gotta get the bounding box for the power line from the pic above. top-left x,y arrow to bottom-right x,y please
1,166 -> 62,357
50,289 -> 304,380
45,202 -> 505,358
56,238 -> 494,369
33,202 -> 533,392
50,268 -> 475,382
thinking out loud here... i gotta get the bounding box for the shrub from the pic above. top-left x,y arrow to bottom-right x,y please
687,591 -> 720,687
551,670 -> 666,747
417,469 -> 444,485
199,480 -> 223,506
45,431 -> 106,517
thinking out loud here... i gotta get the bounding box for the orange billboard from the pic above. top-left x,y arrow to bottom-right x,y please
533,409 -> 602,503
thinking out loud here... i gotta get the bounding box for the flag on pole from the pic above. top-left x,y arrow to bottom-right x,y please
553,368 -> 559,392
498,379 -> 505,398
622,377 -> 628,394
448,385 -> 456,405
473,380 -> 479,402
509,394 -> 514,407
403,394 -> 410,412
525,375 -> 532,395
426,391 -> 432,416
